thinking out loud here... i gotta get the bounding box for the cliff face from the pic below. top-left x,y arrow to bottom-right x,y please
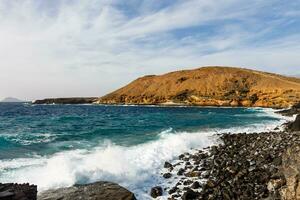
97,66 -> 300,108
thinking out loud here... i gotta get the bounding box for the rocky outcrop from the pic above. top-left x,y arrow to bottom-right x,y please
38,182 -> 136,200
288,115 -> 300,132
97,66 -> 300,108
276,102 -> 300,116
33,97 -> 98,104
0,183 -> 37,200
278,145 -> 300,200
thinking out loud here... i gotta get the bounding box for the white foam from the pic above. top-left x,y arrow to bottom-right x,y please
1,132 -> 56,145
0,108 -> 290,199
0,131 -> 216,198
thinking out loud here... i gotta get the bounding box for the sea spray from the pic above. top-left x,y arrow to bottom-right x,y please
0,124 -> 290,198
0,104 -> 292,199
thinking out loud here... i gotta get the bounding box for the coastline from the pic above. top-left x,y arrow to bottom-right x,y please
32,100 -> 294,113
33,98 -> 291,110
152,106 -> 300,200
1,105 -> 299,200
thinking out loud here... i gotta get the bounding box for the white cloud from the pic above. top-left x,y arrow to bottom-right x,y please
0,0 -> 299,100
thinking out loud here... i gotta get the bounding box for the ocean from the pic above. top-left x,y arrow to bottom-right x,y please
0,103 -> 289,199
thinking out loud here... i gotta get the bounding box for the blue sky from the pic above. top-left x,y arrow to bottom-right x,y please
0,0 -> 300,100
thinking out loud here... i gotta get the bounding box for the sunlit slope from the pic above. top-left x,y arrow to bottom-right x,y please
97,66 -> 300,108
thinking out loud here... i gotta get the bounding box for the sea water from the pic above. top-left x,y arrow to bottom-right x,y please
0,103 -> 290,199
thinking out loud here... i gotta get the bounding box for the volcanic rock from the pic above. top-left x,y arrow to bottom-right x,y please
0,183 -> 37,200
288,114 -> 300,131
38,182 -> 136,200
150,186 -> 163,198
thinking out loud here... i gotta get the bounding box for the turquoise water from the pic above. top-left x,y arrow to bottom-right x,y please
0,103 -> 287,198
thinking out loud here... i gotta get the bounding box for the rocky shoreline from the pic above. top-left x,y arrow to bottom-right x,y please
1,106 -> 300,200
0,182 -> 136,200
32,97 -> 98,104
151,109 -> 300,199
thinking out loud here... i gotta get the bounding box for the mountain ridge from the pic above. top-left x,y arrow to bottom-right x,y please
97,66 -> 300,108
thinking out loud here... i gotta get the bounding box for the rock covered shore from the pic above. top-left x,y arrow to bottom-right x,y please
152,113 -> 300,199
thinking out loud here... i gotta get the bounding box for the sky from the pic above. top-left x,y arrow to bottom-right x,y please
0,0 -> 300,101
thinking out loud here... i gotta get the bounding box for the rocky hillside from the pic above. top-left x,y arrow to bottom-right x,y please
97,66 -> 300,108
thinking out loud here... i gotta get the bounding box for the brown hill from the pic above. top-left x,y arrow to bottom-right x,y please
97,66 -> 300,108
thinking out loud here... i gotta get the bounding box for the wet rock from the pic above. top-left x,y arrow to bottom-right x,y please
164,161 -> 173,169
171,193 -> 180,199
38,182 -> 136,200
181,189 -> 200,200
0,183 -> 37,200
288,114 -> 300,131
177,168 -> 185,176
183,180 -> 193,186
168,187 -> 178,195
185,171 -> 201,177
191,181 -> 201,189
163,173 -> 172,179
150,186 -> 163,198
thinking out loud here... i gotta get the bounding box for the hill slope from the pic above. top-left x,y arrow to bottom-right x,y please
97,66 -> 300,108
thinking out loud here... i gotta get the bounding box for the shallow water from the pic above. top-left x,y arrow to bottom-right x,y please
0,103 -> 289,199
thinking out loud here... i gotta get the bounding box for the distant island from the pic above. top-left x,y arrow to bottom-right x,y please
33,66 -> 300,108
32,97 -> 98,104
1,97 -> 24,103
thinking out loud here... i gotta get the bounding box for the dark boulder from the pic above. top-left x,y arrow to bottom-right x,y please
288,115 -> 300,131
168,187 -> 178,194
276,102 -> 300,116
163,173 -> 172,179
0,183 -> 37,200
182,188 -> 200,200
177,168 -> 185,176
150,186 -> 163,198
38,182 -> 136,200
191,181 -> 201,189
164,161 -> 173,169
